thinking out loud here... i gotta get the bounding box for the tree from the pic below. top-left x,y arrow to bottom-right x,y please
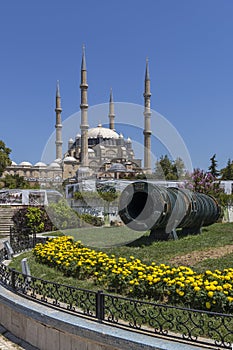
220,159 -> 233,180
2,174 -> 40,189
154,155 -> 186,180
173,157 -> 186,179
184,168 -> 223,200
97,187 -> 119,226
208,154 -> 219,178
0,140 -> 11,176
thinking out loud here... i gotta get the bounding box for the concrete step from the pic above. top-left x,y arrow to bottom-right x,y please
0,207 -> 17,235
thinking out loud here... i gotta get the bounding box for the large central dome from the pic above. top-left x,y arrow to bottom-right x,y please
88,124 -> 119,139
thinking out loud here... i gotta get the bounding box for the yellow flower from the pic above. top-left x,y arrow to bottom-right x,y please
176,289 -> 184,296
206,302 -> 211,309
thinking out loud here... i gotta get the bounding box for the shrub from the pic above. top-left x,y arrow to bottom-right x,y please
12,206 -> 53,233
78,213 -> 104,227
46,199 -> 81,230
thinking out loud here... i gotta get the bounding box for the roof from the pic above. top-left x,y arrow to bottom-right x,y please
19,161 -> 32,166
34,162 -> 47,167
49,162 -> 61,168
88,124 -> 119,139
108,163 -> 127,172
63,156 -> 77,163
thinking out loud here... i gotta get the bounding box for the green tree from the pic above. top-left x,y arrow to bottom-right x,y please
220,159 -> 233,180
2,174 -> 40,189
0,140 -> 11,176
208,154 -> 219,178
154,155 -> 185,180
97,188 -> 119,226
173,157 -> 186,179
47,199 -> 80,230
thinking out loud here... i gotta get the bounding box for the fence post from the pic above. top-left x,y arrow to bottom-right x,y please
96,290 -> 104,321
11,269 -> 16,290
10,226 -> 13,246
32,230 -> 36,248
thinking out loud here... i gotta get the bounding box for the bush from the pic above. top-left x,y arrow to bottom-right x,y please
12,206 -> 54,233
46,199 -> 81,230
78,213 -> 104,227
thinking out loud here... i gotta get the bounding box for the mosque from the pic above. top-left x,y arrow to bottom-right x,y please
3,47 -> 152,186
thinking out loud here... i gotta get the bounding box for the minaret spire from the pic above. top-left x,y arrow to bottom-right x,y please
145,57 -> 150,80
109,88 -> 115,130
80,44 -> 89,167
143,57 -> 152,174
81,44 -> 87,71
55,80 -> 63,160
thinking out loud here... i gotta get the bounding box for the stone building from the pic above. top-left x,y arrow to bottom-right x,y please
3,47 -> 152,186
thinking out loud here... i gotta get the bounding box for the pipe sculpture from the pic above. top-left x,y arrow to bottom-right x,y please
118,181 -> 221,240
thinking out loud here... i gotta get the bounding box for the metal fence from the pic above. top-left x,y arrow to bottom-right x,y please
0,242 -> 232,349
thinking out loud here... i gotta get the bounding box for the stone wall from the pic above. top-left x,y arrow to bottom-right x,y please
0,285 -> 202,350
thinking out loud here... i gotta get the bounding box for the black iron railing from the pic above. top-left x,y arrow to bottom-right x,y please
0,243 -> 232,349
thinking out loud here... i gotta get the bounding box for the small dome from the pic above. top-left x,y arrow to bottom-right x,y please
76,133 -> 81,139
19,161 -> 32,166
63,156 -> 77,163
49,162 -> 61,168
108,163 -> 127,172
126,137 -> 132,143
88,148 -> 95,153
88,125 -> 119,139
11,161 -> 17,166
34,162 -> 47,167
54,158 -> 62,163
119,133 -> 124,139
69,138 -> 74,143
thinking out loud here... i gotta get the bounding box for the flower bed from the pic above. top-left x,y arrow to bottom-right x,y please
33,236 -> 233,313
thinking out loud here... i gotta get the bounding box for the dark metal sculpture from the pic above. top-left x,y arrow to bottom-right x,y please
118,181 -> 221,239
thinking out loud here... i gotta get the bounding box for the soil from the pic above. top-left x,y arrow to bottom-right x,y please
168,244 -> 233,266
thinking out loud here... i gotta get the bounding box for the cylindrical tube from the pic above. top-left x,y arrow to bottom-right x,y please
118,181 -> 221,234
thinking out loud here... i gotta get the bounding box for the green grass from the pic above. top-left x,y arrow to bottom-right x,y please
12,222 -> 233,283
43,225 -> 147,248
100,222 -> 233,269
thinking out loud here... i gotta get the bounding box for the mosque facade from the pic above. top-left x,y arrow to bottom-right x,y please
3,48 -> 152,186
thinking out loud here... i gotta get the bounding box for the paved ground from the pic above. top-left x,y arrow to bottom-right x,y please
0,326 -> 38,349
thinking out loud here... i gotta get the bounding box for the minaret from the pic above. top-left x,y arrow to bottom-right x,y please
109,88 -> 115,130
80,45 -> 89,167
143,58 -> 152,174
55,80 -> 63,160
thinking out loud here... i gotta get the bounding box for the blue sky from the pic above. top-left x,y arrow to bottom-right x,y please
1,0 -> 233,172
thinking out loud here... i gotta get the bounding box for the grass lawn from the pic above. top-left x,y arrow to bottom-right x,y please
51,225 -> 148,248
11,221 -> 233,283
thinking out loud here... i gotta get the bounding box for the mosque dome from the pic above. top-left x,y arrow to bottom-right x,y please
63,156 -> 77,163
49,161 -> 61,168
54,158 -> 62,164
19,161 -> 32,167
108,163 -> 127,172
11,161 -> 17,166
34,162 -> 47,167
88,124 -> 119,139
